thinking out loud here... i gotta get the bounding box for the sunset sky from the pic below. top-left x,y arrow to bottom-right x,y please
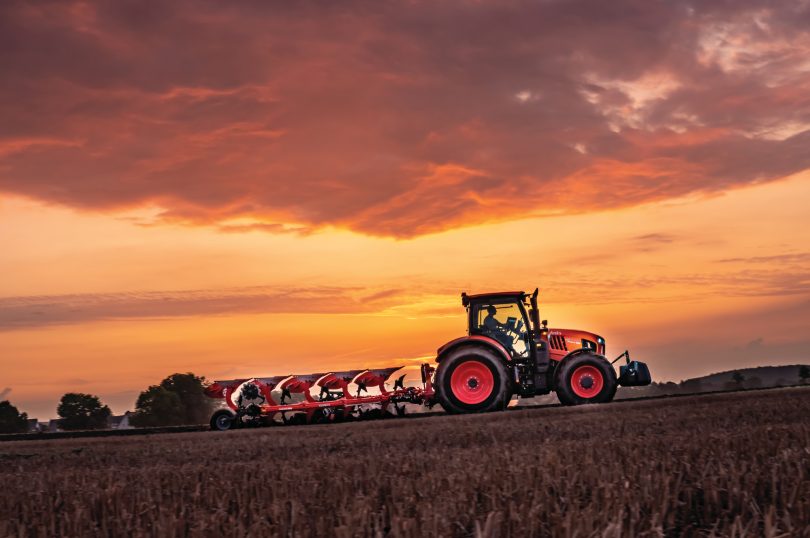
1,0 -> 809,419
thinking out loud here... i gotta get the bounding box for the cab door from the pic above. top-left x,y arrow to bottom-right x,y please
469,300 -> 531,360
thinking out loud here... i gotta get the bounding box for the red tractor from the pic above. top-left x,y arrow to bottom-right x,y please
205,289 -> 651,430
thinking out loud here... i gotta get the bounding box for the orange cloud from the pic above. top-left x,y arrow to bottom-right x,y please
0,1 -> 808,237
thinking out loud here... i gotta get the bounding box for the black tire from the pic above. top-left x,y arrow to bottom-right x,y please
555,352 -> 617,406
435,346 -> 513,414
210,409 -> 236,431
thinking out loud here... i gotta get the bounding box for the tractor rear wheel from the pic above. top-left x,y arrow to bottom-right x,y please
435,346 -> 512,414
555,352 -> 617,405
210,409 -> 236,431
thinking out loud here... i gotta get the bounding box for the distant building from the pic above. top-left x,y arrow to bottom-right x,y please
109,411 -> 133,430
47,419 -> 64,432
31,412 -> 133,433
26,419 -> 44,433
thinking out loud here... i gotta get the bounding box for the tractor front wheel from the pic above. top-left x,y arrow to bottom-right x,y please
435,346 -> 512,414
555,352 -> 617,405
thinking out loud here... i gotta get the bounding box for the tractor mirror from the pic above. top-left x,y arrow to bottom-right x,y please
541,319 -> 548,327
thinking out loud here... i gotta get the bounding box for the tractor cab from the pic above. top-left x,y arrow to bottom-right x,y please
460,289 -> 551,397
463,290 -> 538,359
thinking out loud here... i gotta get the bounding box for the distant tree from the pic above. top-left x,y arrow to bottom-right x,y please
800,365 -> 810,384
0,400 -> 29,434
732,372 -> 745,386
130,386 -> 184,427
160,373 -> 213,424
57,393 -> 111,430
680,379 -> 703,393
745,376 -> 762,389
662,382 -> 678,394
131,373 -> 213,427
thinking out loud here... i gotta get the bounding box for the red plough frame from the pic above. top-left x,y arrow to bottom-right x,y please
205,364 -> 436,428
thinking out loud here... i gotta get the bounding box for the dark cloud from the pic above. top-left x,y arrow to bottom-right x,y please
0,0 -> 809,237
3,261 -> 808,330
633,234 -> 678,244
744,337 -> 765,350
539,268 -> 810,305
718,252 -> 810,264
0,286 -> 406,330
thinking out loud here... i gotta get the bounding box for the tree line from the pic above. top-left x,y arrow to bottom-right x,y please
0,373 -> 217,434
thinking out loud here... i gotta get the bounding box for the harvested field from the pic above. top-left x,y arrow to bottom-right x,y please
1,387 -> 809,537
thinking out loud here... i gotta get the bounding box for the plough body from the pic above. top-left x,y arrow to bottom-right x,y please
205,364 -> 435,430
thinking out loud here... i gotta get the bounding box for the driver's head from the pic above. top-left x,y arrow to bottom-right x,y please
487,305 -> 497,316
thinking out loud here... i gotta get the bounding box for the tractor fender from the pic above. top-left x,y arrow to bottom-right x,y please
554,349 -> 617,380
436,335 -> 512,364
556,348 -> 612,367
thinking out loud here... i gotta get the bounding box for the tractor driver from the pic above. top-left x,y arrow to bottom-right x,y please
483,305 -> 513,351
483,305 -> 504,331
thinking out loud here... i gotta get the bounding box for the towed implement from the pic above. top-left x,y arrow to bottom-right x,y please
205,289 -> 651,430
205,365 -> 435,431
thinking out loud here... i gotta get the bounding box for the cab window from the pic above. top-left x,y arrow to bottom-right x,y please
473,302 -> 529,357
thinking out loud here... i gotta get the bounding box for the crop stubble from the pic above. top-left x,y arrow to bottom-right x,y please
1,387 -> 808,537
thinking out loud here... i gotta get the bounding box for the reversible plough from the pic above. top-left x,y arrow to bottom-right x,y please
205,365 -> 435,430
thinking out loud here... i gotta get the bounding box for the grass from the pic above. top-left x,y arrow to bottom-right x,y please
1,387 -> 808,537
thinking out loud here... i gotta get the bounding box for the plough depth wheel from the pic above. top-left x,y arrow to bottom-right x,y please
210,409 -> 236,431
435,347 -> 512,413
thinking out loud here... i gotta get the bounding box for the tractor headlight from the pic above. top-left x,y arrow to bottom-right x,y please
582,339 -> 597,350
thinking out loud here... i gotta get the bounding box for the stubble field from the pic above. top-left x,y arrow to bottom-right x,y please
1,387 -> 809,537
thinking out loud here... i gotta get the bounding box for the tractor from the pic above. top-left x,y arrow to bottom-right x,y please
434,289 -> 650,412
204,289 -> 651,430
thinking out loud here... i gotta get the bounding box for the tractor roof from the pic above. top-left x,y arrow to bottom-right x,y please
461,291 -> 526,306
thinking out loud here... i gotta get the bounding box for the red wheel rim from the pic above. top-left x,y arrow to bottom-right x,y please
570,365 -> 604,398
450,360 -> 495,404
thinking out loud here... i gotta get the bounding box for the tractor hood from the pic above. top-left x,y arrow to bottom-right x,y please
547,328 -> 605,356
